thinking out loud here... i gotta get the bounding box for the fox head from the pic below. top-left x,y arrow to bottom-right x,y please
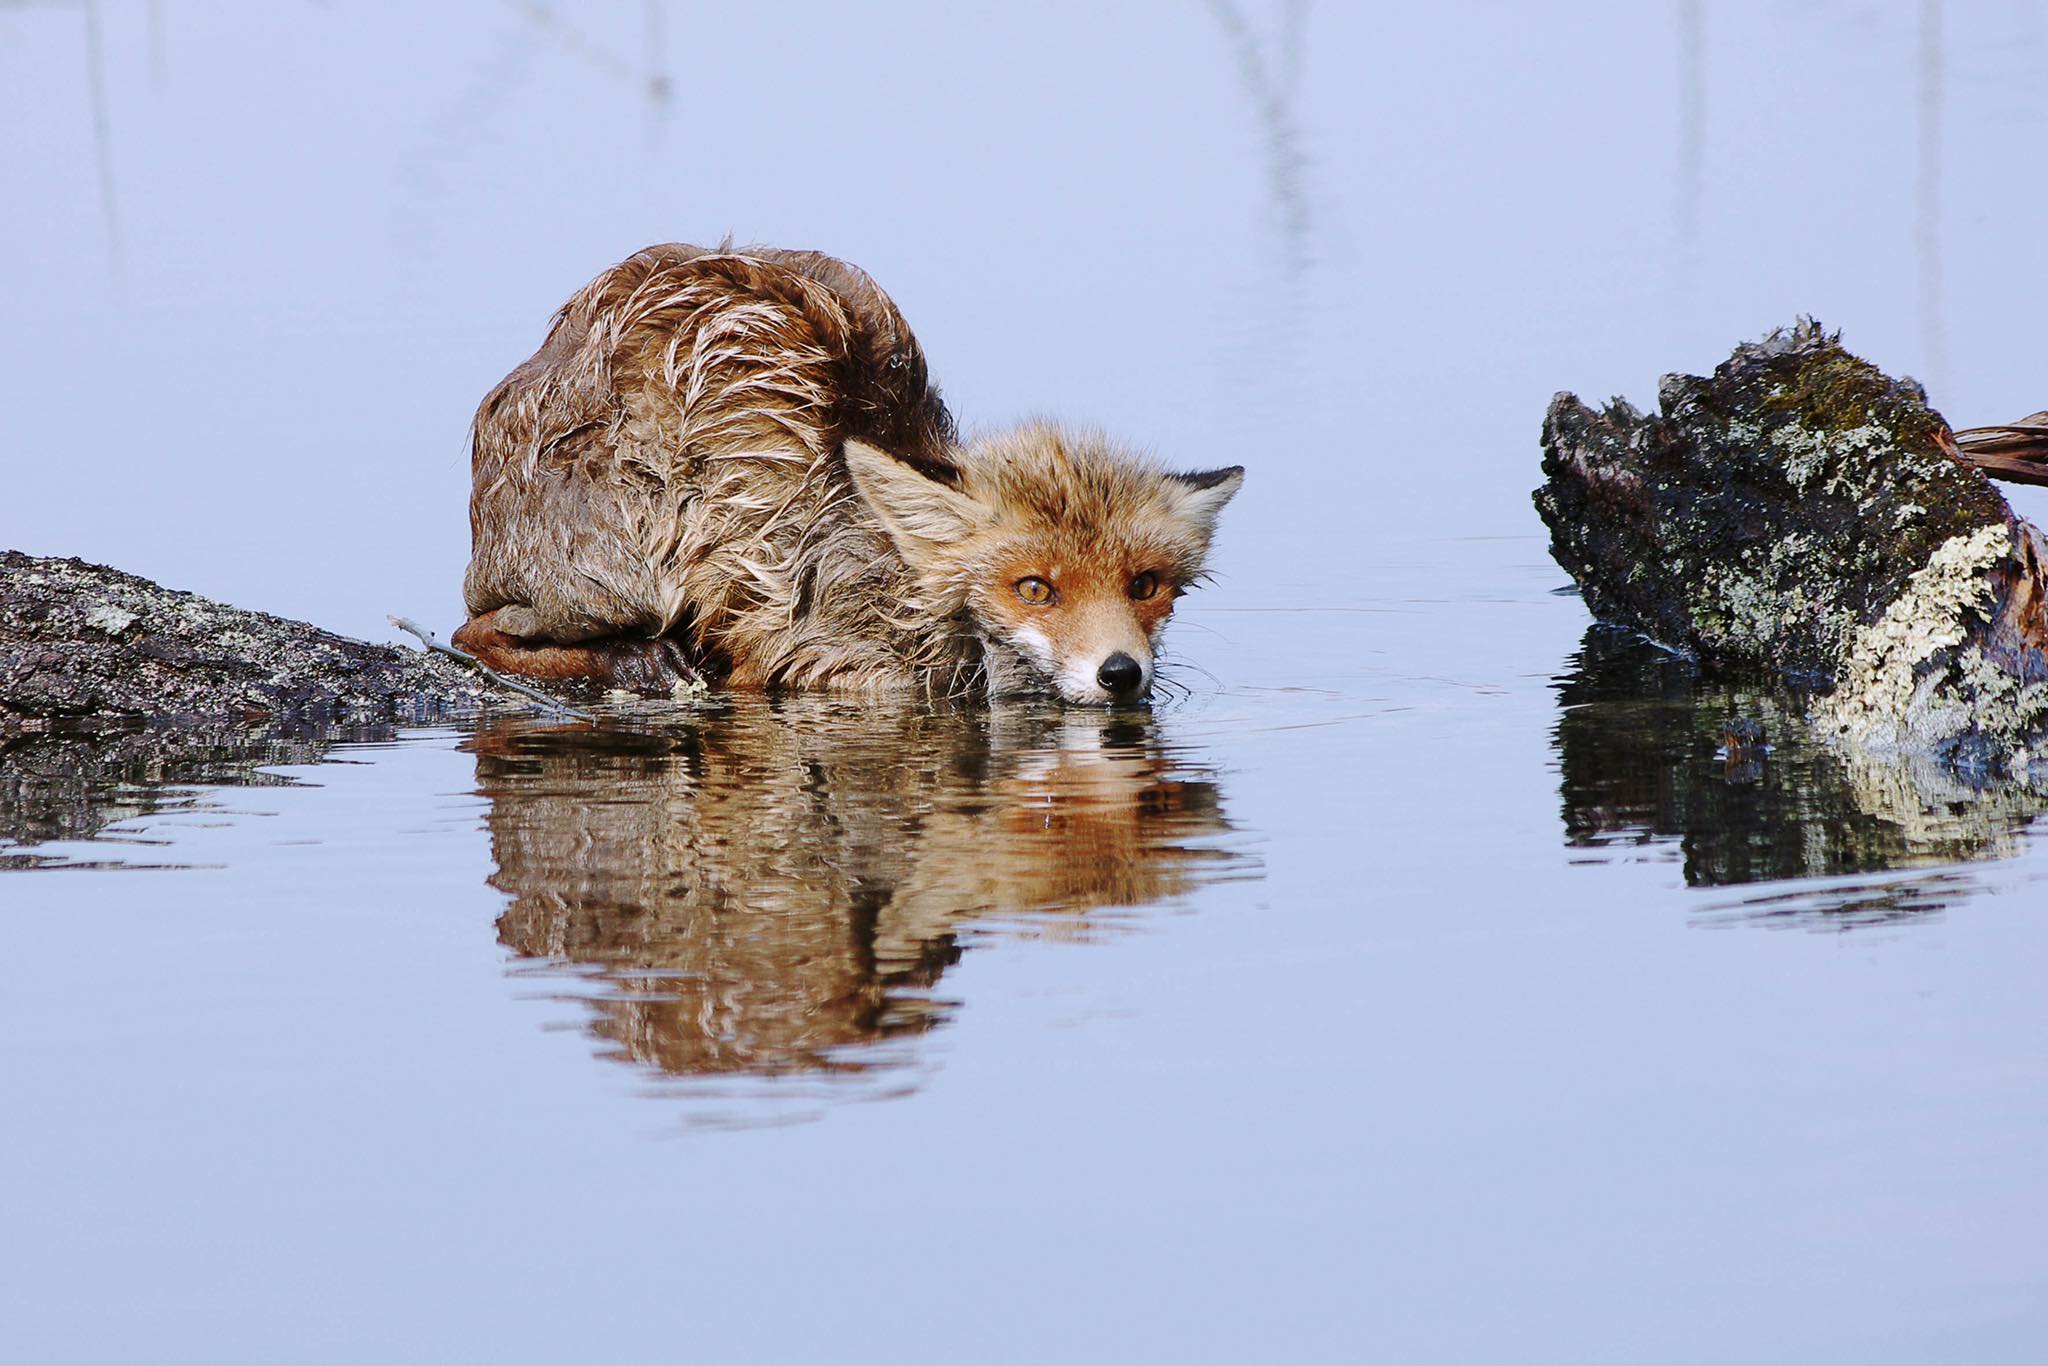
845,422 -> 1243,703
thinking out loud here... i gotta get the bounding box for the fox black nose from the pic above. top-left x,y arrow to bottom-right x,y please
1097,652 -> 1145,697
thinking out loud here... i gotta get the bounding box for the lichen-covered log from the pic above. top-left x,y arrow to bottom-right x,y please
1,551 -> 503,856
1535,321 -> 2048,771
1,550 -> 490,730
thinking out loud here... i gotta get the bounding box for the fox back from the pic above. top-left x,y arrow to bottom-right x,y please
461,243 -> 1242,703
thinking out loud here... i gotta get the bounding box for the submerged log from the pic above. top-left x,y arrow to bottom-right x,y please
0,551 -> 500,855
1535,320 -> 2048,772
0,550 -> 491,732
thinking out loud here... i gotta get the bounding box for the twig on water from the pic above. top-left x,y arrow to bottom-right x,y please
388,615 -> 594,721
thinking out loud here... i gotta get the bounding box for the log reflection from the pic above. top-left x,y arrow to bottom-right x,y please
1,725 -> 358,870
1552,627 -> 2048,924
468,701 -> 1241,1099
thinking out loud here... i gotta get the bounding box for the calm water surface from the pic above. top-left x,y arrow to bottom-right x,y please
5,3 -> 2048,1362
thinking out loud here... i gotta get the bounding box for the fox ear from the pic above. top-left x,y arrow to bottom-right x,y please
1169,465 -> 1244,533
843,439 -> 991,570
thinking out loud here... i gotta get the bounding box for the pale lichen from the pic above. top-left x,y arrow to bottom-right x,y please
1812,523 -> 2045,761
83,605 -> 137,636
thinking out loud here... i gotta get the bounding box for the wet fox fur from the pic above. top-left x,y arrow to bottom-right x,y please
454,243 -> 1243,704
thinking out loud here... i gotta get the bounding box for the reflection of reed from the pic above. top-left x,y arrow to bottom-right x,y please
471,702 -> 1244,1108
1674,0 -> 1703,296
1551,627 -> 2046,925
391,3 -> 671,275
82,0 -> 122,280
1917,0 -> 1947,395
642,0 -> 668,145
503,0 -> 661,94
389,16 -> 537,281
145,0 -> 163,87
1204,0 -> 1311,272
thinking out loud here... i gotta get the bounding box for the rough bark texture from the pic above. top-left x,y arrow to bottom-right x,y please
0,551 -> 492,854
1536,321 -> 2048,772
1,550 -> 489,730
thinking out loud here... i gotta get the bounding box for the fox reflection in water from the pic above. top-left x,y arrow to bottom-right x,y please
465,702 -> 1241,1089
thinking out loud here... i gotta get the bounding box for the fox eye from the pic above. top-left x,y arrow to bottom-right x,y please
1015,576 -> 1056,605
1128,571 -> 1162,601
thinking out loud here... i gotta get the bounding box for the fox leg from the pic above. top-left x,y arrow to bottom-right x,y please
451,608 -> 700,694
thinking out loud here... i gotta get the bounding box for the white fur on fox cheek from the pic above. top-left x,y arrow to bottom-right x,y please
1018,628 -> 1112,702
1009,624 -> 1057,671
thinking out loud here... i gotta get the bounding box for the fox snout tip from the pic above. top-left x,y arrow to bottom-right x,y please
1053,651 -> 1152,706
1097,652 -> 1146,699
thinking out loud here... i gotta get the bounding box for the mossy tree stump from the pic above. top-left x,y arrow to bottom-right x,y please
1536,321 -> 2048,771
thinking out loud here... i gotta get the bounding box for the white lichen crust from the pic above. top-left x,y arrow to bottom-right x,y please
1813,525 -> 2041,762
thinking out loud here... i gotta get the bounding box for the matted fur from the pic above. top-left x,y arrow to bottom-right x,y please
461,242 -> 1241,701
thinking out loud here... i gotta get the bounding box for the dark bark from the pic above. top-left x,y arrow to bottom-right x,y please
1,550 -> 488,731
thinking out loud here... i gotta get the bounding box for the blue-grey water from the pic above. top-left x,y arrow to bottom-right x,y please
5,3 -> 2048,1362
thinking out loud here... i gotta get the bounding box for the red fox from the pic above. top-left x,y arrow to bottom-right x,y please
454,243 -> 1243,703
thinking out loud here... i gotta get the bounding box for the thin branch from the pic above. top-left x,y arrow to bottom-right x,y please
387,615 -> 595,720
1953,415 -> 2048,488
1958,452 -> 2048,488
